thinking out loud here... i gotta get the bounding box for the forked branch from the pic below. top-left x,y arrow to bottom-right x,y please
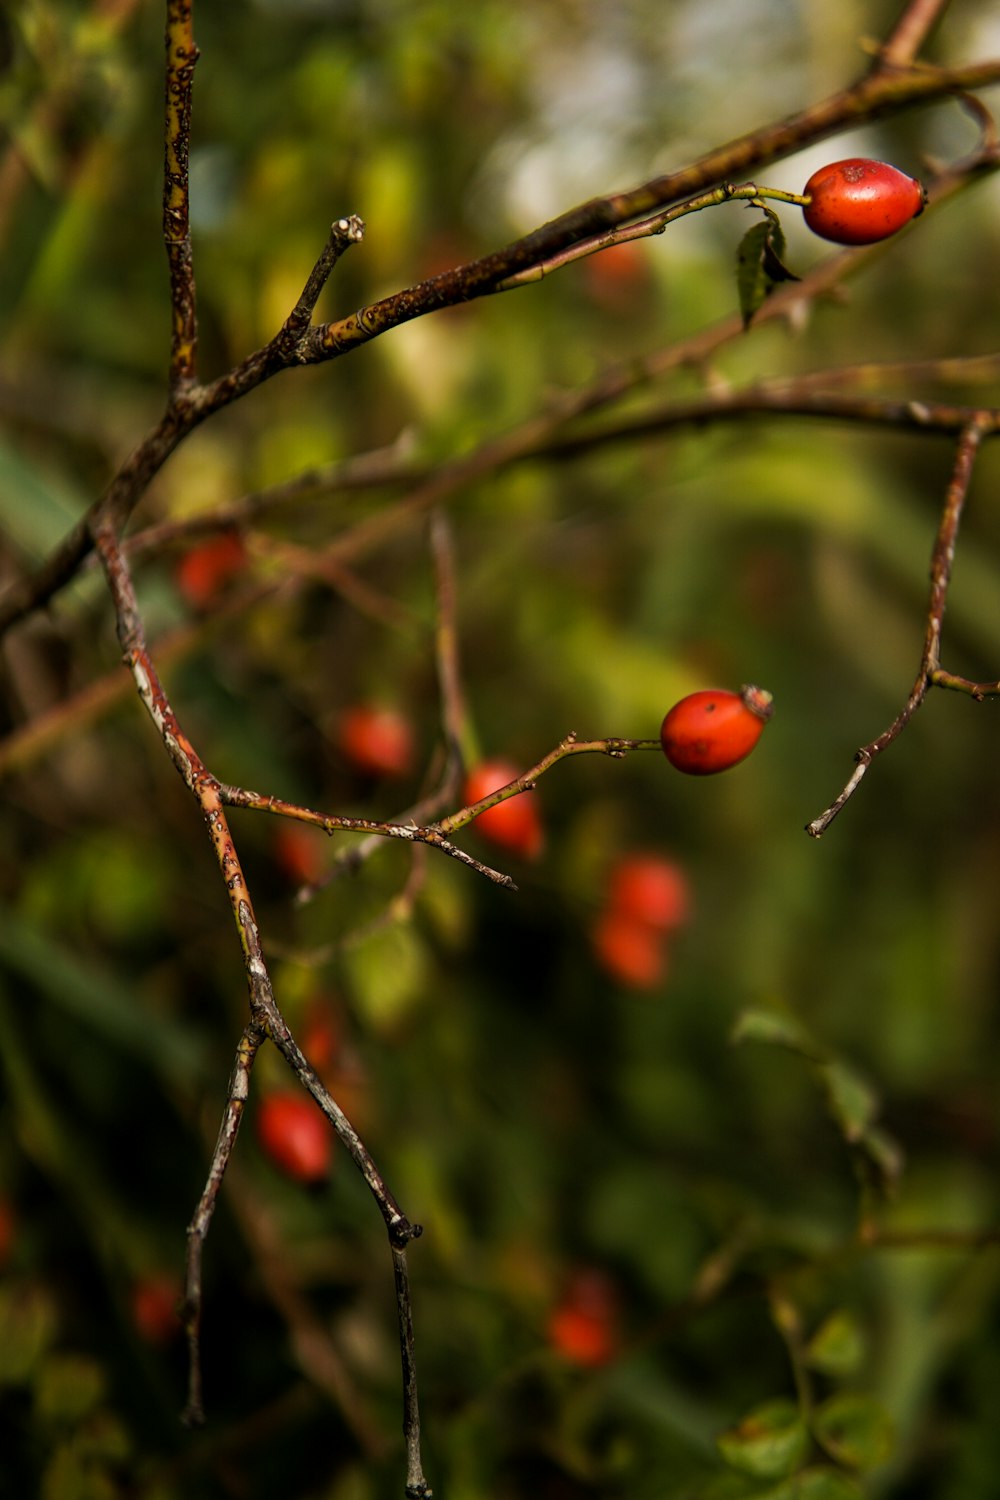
807,415 -> 995,837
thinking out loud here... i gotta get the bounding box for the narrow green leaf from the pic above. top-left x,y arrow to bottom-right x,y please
731,1006 -> 821,1059
819,1060 -> 877,1144
736,221 -> 773,328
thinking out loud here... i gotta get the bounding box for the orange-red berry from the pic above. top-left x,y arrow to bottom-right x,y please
547,1269 -> 620,1368
660,685 -> 772,776
591,907 -> 667,989
606,853 -> 690,932
257,1092 -> 334,1184
463,759 -> 544,860
802,158 -> 924,246
338,704 -> 415,779
130,1275 -> 182,1346
175,533 -> 247,610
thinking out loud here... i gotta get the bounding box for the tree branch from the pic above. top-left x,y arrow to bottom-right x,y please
806,415 -> 993,837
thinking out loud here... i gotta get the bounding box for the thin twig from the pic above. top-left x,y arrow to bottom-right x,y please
2,54 -> 998,636
875,0 -> 952,71
806,415 -> 992,837
183,1022 -> 265,1424
163,0 -> 199,393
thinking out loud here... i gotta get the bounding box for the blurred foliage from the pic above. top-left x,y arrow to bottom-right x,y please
3,1 -> 1000,1497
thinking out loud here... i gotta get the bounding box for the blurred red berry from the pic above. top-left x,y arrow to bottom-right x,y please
547,1269 -> 620,1368
607,853 -> 690,932
591,908 -> 667,989
175,533 -> 247,610
0,1199 -> 14,1270
130,1275 -> 182,1346
301,1000 -> 341,1076
257,1092 -> 334,1184
338,704 -> 415,779
463,759 -> 544,860
273,824 -> 326,887
582,239 -> 651,309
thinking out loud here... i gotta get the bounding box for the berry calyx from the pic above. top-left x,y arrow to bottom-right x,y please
463,759 -> 544,859
257,1092 -> 334,1184
660,685 -> 772,776
802,158 -> 925,246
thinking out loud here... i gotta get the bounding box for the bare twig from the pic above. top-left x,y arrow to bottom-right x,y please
2,53 -> 998,636
874,0 -> 952,72
89,518 -> 431,1488
163,0 -> 199,393
806,415 -> 993,837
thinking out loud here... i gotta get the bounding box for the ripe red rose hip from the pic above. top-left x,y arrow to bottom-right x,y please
463,759 -> 544,859
802,158 -> 924,246
257,1092 -> 334,1184
338,703 -> 414,779
660,685 -> 772,775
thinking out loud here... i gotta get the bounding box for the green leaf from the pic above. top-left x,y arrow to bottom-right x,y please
735,210 -> 798,327
731,1006 -> 822,1059
813,1393 -> 895,1471
859,1124 -> 905,1195
0,1282 -> 59,1386
34,1354 -> 107,1427
759,1467 -> 864,1499
717,1398 -> 809,1480
805,1309 -> 867,1378
818,1060 -> 877,1144
342,924 -> 428,1035
736,221 -> 774,329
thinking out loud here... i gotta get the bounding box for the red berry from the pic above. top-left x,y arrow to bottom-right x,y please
273,825 -> 325,887
606,854 -> 690,932
130,1275 -> 182,1345
802,158 -> 924,246
300,1000 -> 341,1076
175,533 -> 247,610
256,1092 -> 334,1184
547,1270 -> 620,1368
463,759 -> 544,859
583,239 -> 651,309
338,704 -> 414,779
591,908 -> 667,989
0,1199 -> 14,1270
660,685 -> 772,776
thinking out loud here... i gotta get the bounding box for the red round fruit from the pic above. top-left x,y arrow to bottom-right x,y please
130,1275 -> 182,1346
660,684 -> 772,776
591,908 -> 667,989
802,158 -> 924,246
273,825 -> 325,887
463,759 -> 544,859
606,854 -> 690,932
175,533 -> 247,610
0,1199 -> 14,1270
257,1092 -> 334,1184
546,1270 -> 620,1368
338,704 -> 414,779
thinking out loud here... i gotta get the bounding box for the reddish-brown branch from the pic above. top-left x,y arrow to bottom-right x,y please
1,55 -> 998,638
807,415 -> 992,837
164,0 -> 199,392
875,0 -> 952,71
